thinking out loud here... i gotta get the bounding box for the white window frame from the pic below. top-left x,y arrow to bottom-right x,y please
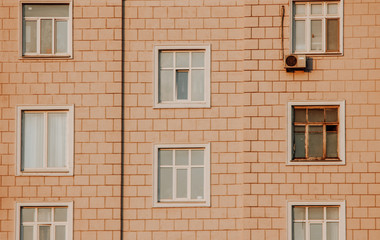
153,45 -> 211,108
19,0 -> 73,58
15,202 -> 73,240
16,105 -> 74,176
287,201 -> 346,240
290,0 -> 344,55
287,101 -> 345,165
153,144 -> 211,207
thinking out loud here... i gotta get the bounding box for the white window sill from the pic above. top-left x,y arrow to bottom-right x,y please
153,201 -> 210,208
154,102 -> 210,109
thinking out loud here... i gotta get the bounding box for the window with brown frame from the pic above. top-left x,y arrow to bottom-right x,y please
292,106 -> 339,161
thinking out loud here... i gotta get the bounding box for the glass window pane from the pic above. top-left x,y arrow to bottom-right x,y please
175,150 -> 189,165
293,207 -> 305,220
176,71 -> 188,100
326,108 -> 338,122
311,20 -> 322,51
38,208 -> 51,222
176,169 -> 187,198
176,52 -> 189,68
294,109 -> 306,122
191,150 -> 204,165
191,167 -> 204,199
54,208 -> 67,222
326,132 -> 338,158
327,19 -> 339,52
309,126 -> 323,158
159,69 -> 173,102
158,167 -> 173,200
41,19 -> 53,54
191,69 -> 204,101
22,112 -> 44,169
294,126 -> 306,158
55,226 -> 66,240
308,207 -> 323,220
327,207 -> 339,220
48,113 -> 67,168
310,223 -> 322,240
23,21 -> 37,53
311,4 -> 322,15
55,21 -> 68,53
191,52 -> 204,68
328,4 -> 338,14
327,222 -> 339,240
160,52 -> 173,68
23,4 -> 69,17
308,109 -> 324,122
293,222 -> 305,240
21,208 -> 35,222
294,4 -> 305,15
159,150 -> 173,165
294,20 -> 305,51
21,226 -> 34,240
39,226 -> 50,240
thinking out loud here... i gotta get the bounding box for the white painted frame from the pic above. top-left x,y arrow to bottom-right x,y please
15,202 -> 73,240
16,105 -> 74,176
287,201 -> 346,240
287,101 -> 345,165
153,45 -> 211,108
290,0 -> 344,55
19,0 -> 73,58
153,144 -> 211,207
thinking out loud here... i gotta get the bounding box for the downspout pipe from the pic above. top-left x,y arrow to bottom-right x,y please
120,0 -> 125,239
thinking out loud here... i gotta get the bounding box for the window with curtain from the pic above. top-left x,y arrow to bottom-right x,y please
292,1 -> 342,54
22,3 -> 72,57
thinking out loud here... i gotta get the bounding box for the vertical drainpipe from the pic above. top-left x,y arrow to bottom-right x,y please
120,0 -> 125,239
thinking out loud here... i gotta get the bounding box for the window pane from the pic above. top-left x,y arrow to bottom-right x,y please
326,108 -> 338,122
294,126 -> 305,158
54,208 -> 67,222
308,109 -> 324,122
311,4 -> 322,15
23,21 -> 37,53
326,132 -> 338,158
191,167 -> 204,199
176,52 -> 189,68
158,167 -> 173,200
23,4 -> 69,17
309,126 -> 323,158
176,169 -> 187,198
294,109 -> 306,122
191,150 -> 204,165
160,52 -> 173,68
327,19 -> 339,51
39,226 -> 50,240
55,21 -> 68,53
191,52 -> 204,67
294,20 -> 305,51
21,226 -> 34,240
311,20 -> 322,51
191,69 -> 204,101
294,4 -> 305,15
22,112 -> 44,169
55,226 -> 66,240
327,207 -> 339,220
327,222 -> 339,240
308,207 -> 323,220
159,150 -> 173,165
327,4 -> 338,14
38,208 -> 51,222
310,223 -> 322,240
293,207 -> 305,220
159,69 -> 173,102
293,222 -> 305,240
48,113 -> 67,168
21,208 -> 35,222
175,150 -> 189,165
41,19 -> 53,54
176,71 -> 188,100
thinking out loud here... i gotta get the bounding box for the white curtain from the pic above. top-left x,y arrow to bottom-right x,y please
22,113 -> 44,169
48,113 -> 67,168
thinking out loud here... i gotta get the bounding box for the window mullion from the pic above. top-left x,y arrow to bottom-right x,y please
187,151 -> 191,199
323,124 -> 326,159
173,53 -> 177,101
306,207 -> 310,240
172,150 -> 177,200
52,18 -> 55,55
37,18 -> 41,54
305,110 -> 309,158
188,54 -> 192,102
44,112 -> 48,169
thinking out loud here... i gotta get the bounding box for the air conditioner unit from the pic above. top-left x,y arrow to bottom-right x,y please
284,54 -> 306,70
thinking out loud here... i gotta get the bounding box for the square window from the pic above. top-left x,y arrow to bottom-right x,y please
287,101 -> 345,165
16,106 -> 74,176
291,1 -> 342,54
20,2 -> 72,57
154,45 -> 211,108
16,202 -> 73,240
153,144 -> 210,207
287,202 -> 346,240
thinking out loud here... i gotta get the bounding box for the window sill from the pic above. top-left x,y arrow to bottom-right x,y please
17,170 -> 72,176
154,102 -> 210,109
287,160 -> 345,166
20,54 -> 72,60
292,52 -> 343,57
153,201 -> 210,208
